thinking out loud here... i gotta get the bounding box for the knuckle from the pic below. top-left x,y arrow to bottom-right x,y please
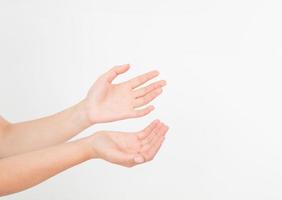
141,139 -> 148,146
140,76 -> 147,82
152,84 -> 158,89
143,97 -> 148,104
146,95 -> 153,102
143,143 -> 150,151
135,111 -> 142,117
144,87 -> 149,93
140,97 -> 146,104
154,90 -> 160,95
140,111 -> 146,116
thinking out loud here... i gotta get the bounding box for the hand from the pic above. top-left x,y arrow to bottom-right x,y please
83,64 -> 166,124
87,120 -> 169,167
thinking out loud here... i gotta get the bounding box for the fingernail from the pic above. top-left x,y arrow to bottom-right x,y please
134,156 -> 145,164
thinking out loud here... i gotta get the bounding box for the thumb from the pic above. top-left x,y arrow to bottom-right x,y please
103,64 -> 130,83
133,154 -> 145,164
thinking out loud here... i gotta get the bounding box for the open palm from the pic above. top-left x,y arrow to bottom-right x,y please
84,64 -> 166,123
89,120 -> 169,167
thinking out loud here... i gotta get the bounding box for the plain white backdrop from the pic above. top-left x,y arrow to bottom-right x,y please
1,0 -> 282,199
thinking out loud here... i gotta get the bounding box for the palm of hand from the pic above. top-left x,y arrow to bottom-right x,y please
84,65 -> 166,123
90,120 -> 168,167
87,81 -> 136,122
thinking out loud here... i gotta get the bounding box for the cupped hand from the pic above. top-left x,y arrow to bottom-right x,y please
83,64 -> 166,124
87,120 -> 169,167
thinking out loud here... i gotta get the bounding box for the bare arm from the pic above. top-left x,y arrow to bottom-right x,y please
0,103 -> 91,157
0,65 -> 166,157
0,120 -> 168,197
0,138 -> 91,196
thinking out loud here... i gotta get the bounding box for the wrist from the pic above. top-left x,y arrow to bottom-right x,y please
82,135 -> 100,159
76,137 -> 97,160
74,100 -> 95,128
80,98 -> 101,125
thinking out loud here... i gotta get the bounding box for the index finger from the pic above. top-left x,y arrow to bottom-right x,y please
128,70 -> 160,89
103,64 -> 130,83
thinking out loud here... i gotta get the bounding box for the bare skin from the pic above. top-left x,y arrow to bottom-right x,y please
0,64 -> 168,196
0,120 -> 168,196
89,120 -> 168,167
0,64 -> 166,157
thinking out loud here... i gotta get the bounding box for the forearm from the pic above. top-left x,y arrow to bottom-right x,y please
0,100 -> 92,157
0,138 -> 92,196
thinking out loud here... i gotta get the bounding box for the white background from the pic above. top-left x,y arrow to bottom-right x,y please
1,0 -> 282,199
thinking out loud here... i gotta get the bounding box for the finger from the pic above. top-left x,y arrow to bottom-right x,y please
150,125 -> 168,144
141,136 -> 165,161
133,154 -> 145,164
110,151 -> 137,166
140,124 -> 165,153
134,88 -> 163,108
137,119 -> 160,140
103,64 -> 130,83
132,105 -> 155,118
117,152 -> 145,167
144,126 -> 168,161
146,137 -> 165,162
141,122 -> 164,146
134,80 -> 167,98
128,70 -> 160,89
